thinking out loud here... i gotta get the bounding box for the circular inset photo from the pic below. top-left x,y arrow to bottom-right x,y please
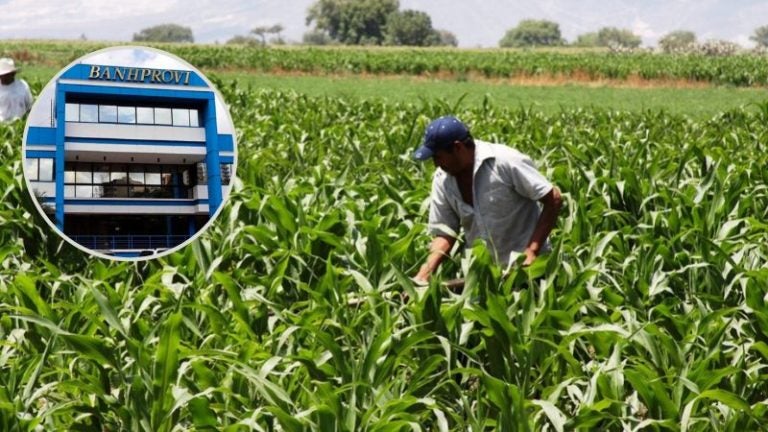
22,46 -> 237,260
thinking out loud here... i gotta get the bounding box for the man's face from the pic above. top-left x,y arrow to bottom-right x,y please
0,72 -> 15,85
432,141 -> 471,176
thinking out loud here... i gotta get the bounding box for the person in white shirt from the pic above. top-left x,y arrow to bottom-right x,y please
412,116 -> 562,283
0,57 -> 33,123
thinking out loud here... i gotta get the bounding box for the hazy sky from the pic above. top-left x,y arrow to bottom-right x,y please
1,0 -> 766,48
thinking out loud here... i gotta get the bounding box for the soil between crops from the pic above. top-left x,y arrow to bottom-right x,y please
211,67 -> 721,89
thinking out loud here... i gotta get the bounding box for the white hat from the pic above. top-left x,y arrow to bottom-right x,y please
0,58 -> 18,76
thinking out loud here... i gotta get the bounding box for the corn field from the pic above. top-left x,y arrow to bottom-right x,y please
1,81 -> 768,431
6,41 -> 768,87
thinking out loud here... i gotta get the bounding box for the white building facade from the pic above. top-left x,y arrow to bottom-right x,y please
25,59 -> 235,258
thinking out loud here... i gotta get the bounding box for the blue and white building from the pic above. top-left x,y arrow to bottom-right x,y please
23,47 -> 236,258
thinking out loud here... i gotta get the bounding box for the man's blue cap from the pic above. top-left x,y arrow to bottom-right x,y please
413,116 -> 470,161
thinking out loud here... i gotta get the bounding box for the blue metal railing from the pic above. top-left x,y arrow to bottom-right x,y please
71,235 -> 188,251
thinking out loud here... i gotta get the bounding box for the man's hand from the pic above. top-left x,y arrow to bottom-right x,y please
412,235 -> 455,284
523,186 -> 562,265
523,248 -> 537,266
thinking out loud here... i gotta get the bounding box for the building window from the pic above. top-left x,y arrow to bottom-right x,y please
76,185 -> 93,198
221,163 -> 232,185
93,165 -> 110,184
154,108 -> 172,125
62,162 -> 193,200
196,162 -> 207,184
99,105 -> 117,123
118,106 -> 136,124
25,158 -> 54,182
137,107 -> 154,124
65,103 -> 79,122
189,109 -> 199,127
111,164 -> 128,185
129,165 -> 145,185
65,164 -> 76,183
145,166 -> 161,185
25,158 -> 39,181
172,109 -> 190,127
65,103 -> 201,128
39,159 -> 54,181
80,104 -> 98,123
76,165 -> 92,184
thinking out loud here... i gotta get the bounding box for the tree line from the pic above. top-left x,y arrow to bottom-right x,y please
131,1 -> 768,51
132,0 -> 456,47
499,20 -> 768,52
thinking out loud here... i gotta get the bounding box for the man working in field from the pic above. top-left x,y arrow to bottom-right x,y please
0,57 -> 33,123
413,116 -> 562,283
